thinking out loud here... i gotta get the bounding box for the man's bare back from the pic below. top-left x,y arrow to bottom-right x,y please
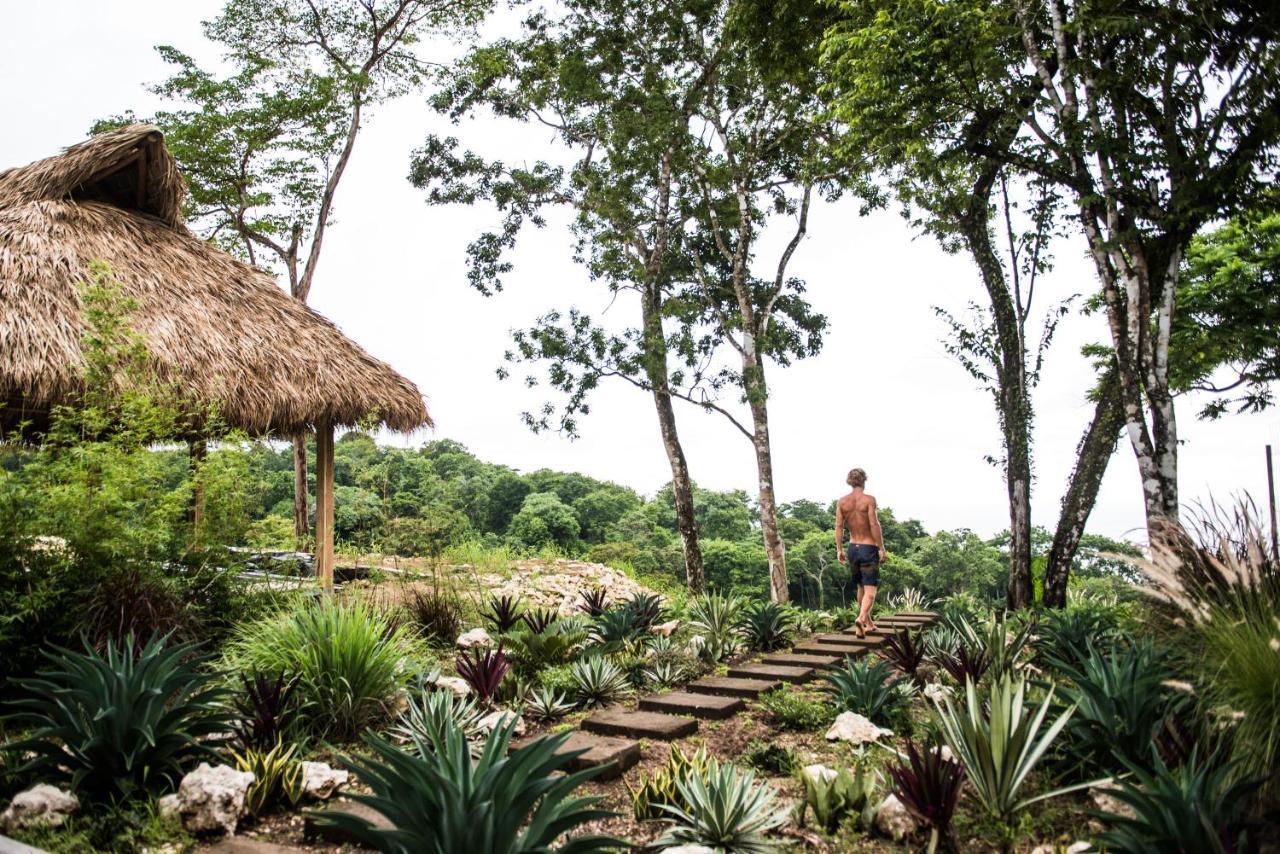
838,491 -> 879,547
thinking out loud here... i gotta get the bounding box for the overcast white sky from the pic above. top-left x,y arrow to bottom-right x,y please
3,1 -> 1277,545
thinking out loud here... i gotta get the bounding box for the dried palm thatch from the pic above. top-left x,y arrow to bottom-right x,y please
0,124 -> 430,437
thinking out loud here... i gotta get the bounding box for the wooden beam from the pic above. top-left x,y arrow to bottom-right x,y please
315,419 -> 335,591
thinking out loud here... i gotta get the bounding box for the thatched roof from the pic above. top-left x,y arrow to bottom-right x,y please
0,125 -> 431,436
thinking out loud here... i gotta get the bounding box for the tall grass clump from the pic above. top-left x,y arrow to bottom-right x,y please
225,598 -> 424,741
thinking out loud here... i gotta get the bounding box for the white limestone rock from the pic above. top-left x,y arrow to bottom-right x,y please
0,784 -> 79,831
478,710 -> 527,737
874,794 -> 918,841
649,620 -> 680,637
300,762 -> 349,801
825,711 -> 893,745
456,627 -> 493,649
801,764 -> 838,786
662,846 -> 717,854
171,763 -> 255,836
435,676 -> 472,697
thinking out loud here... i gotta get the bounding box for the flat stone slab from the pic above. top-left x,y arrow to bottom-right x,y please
727,662 -> 815,683
893,611 -> 939,619
305,799 -> 393,844
687,676 -> 781,699
640,691 -> 745,719
817,633 -> 884,646
582,708 -> 697,740
0,836 -> 50,854
792,642 -> 867,658
207,840 -> 306,854
759,652 -> 843,669
513,730 -> 642,780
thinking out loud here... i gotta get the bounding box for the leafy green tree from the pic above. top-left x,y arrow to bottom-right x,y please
507,492 -> 582,553
334,485 -> 384,544
382,507 -> 469,557
99,0 -> 493,543
485,470 -> 531,534
573,486 -> 642,544
905,530 -> 1007,602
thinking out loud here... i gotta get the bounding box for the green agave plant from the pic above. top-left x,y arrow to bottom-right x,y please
571,655 -> 632,708
628,745 -> 712,821
2,634 -> 233,803
688,593 -> 745,663
820,656 -> 906,725
390,689 -> 487,754
656,758 -> 788,853
317,718 -> 622,853
525,687 -> 576,722
737,601 -> 794,652
931,674 -> 1094,823
796,765 -> 877,833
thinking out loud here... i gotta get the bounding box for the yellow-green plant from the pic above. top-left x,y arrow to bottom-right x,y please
628,745 -> 712,821
796,765 -> 877,833
232,741 -> 304,816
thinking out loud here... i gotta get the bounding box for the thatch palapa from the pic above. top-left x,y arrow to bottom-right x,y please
0,124 -> 431,437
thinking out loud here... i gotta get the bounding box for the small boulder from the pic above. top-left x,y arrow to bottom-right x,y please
172,762 -> 255,836
663,846 -> 717,854
0,784 -> 79,831
300,762 -> 349,801
801,764 -> 838,785
874,794 -> 918,841
923,682 -> 951,703
1089,784 -> 1133,820
456,627 -> 493,649
478,710 -> 526,737
825,711 -> 893,745
649,620 -> 679,637
435,676 -> 472,697
1031,844 -> 1089,854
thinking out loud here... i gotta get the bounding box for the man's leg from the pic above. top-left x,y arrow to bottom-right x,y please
860,583 -> 878,629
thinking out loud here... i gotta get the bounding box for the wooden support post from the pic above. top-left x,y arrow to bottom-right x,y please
315,419 -> 335,591
1267,444 -> 1278,563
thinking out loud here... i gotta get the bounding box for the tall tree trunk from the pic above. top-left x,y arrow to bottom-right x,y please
744,351 -> 788,603
641,274 -> 705,594
293,434 -> 310,544
1043,368 -> 1124,607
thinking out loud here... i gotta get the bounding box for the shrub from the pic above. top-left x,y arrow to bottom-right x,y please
821,657 -> 907,726
3,634 -> 232,802
224,598 -> 423,741
232,741 -> 304,816
390,689 -> 486,752
504,621 -> 587,677
738,601 -> 794,652
688,593 -> 745,663
1034,605 -> 1123,671
231,671 -> 303,751
455,647 -> 510,704
403,586 -> 463,645
757,688 -> 833,731
655,759 -> 788,853
482,594 -> 524,634
930,674 -> 1087,824
1094,749 -> 1260,854
887,739 -> 965,852
571,656 -> 631,708
796,764 -> 877,833
538,663 -> 578,695
628,745 -> 712,820
1049,639 -> 1186,777
319,719 -> 620,852
80,564 -> 194,649
741,741 -> 796,777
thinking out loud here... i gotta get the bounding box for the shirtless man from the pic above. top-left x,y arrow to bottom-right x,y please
835,468 -> 886,637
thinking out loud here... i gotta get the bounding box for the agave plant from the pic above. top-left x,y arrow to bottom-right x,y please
880,628 -> 927,686
318,718 -> 621,852
821,657 -> 905,726
737,601 -> 794,652
655,759 -> 788,853
232,741 -> 304,816
688,593 -> 745,663
579,586 -> 609,617
391,689 -> 487,752
628,745 -> 713,820
922,624 -> 962,661
644,660 -> 686,690
935,643 -> 991,686
455,646 -> 510,704
888,740 -> 965,853
589,606 -> 646,652
2,634 -> 233,801
1035,606 -> 1123,670
1094,748 -> 1260,854
796,765 -> 877,833
232,670 -> 303,751
526,687 -> 576,722
521,607 -> 559,635
571,655 -> 632,708
624,592 -> 663,630
931,674 -> 1092,823
889,586 -> 932,612
482,595 -> 524,634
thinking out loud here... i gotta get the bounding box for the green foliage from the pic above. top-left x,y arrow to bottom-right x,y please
390,689 -> 486,752
2,635 -> 232,803
655,759 -> 788,853
526,688 -> 575,722
628,745 -> 712,821
507,492 -> 582,553
504,621 -> 587,677
1094,749 -> 1261,854
224,598 -> 424,741
757,688 -> 833,732
688,593 -> 746,663
796,765 -> 877,833
570,656 -> 631,708
737,601 -> 794,652
1048,639 -> 1186,778
232,741 -> 304,816
821,658 -> 907,726
320,719 -> 620,853
403,586 -> 464,646
741,741 -> 797,777
382,510 -> 469,557
930,675 -> 1086,823
231,671 -> 303,751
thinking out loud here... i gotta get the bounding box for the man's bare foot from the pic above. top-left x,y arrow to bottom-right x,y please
854,620 -> 866,639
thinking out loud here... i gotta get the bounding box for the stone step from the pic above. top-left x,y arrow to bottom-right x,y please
817,633 -> 884,647
759,651 -> 843,669
639,691 -> 745,720
727,662 -> 815,684
515,730 -> 642,780
582,708 -> 698,741
305,799 -> 393,845
791,642 -> 866,658
687,676 -> 781,699
894,611 -> 940,620
207,840 -> 308,854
